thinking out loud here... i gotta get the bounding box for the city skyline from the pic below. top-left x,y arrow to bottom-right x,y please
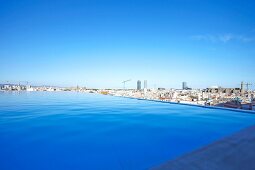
1,0 -> 255,89
1,80 -> 254,91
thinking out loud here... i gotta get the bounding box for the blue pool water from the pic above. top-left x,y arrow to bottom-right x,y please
1,92 -> 255,170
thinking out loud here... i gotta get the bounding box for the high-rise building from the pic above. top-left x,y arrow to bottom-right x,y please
137,80 -> 141,90
144,80 -> 147,89
182,82 -> 187,90
144,80 -> 148,93
241,81 -> 244,95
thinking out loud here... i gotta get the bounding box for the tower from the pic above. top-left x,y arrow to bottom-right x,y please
182,82 -> 187,90
241,81 -> 244,95
144,80 -> 147,89
144,80 -> 148,93
137,80 -> 141,90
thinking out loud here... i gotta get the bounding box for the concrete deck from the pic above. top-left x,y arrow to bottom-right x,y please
151,125 -> 255,170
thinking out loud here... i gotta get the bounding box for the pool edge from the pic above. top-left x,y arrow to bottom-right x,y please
150,125 -> 255,170
110,95 -> 255,114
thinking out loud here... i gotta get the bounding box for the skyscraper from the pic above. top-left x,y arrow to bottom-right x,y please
182,82 -> 187,90
137,80 -> 141,90
144,80 -> 147,89
241,81 -> 244,95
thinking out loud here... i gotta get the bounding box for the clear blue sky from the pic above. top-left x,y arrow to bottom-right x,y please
1,0 -> 255,89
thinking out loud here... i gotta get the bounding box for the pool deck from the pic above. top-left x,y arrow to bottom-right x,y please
151,125 -> 255,170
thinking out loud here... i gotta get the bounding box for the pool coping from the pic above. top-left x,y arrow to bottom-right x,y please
150,125 -> 255,170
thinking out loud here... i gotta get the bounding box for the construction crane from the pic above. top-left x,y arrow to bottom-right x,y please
122,79 -> 131,90
245,82 -> 252,91
240,82 -> 252,91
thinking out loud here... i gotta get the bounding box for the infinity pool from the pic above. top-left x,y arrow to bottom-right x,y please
1,92 -> 255,170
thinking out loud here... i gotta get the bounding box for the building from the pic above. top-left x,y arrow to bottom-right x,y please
182,82 -> 188,90
137,80 -> 141,90
241,81 -> 244,94
144,80 -> 147,89
205,87 -> 241,94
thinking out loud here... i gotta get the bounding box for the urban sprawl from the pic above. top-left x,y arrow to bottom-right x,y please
1,81 -> 255,111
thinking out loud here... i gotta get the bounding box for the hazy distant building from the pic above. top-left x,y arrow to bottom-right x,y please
137,80 -> 141,90
144,80 -> 147,89
143,80 -> 148,93
241,81 -> 245,94
205,87 -> 241,94
182,82 -> 188,90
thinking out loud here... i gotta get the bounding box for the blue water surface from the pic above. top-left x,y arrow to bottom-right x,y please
1,91 -> 255,170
